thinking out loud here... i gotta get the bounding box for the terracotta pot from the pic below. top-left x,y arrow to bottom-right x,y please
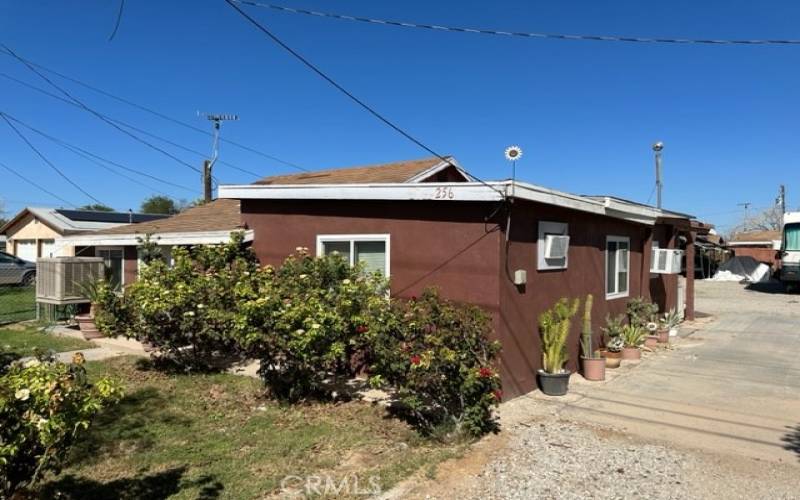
537,370 -> 570,396
599,349 -> 622,368
644,335 -> 658,348
621,347 -> 641,360
75,314 -> 103,340
581,356 -> 606,381
657,329 -> 670,344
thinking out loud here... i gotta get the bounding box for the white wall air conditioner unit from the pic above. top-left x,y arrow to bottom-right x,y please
544,235 -> 570,260
651,248 -> 683,274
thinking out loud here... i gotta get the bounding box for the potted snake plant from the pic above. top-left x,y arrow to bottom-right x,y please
538,297 -> 579,396
580,294 -> 605,381
74,279 -> 107,340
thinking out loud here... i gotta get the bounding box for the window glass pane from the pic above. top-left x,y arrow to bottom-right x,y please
355,241 -> 386,275
618,243 -> 629,294
99,250 -> 123,289
785,224 -> 800,251
606,241 -> 617,294
322,241 -> 351,263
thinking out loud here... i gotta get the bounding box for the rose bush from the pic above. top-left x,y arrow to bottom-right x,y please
0,353 -> 122,497
233,248 -> 391,401
125,231 -> 259,370
369,288 -> 502,438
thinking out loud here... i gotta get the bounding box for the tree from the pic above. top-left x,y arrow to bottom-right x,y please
78,203 -> 115,212
733,205 -> 783,234
140,195 -> 179,215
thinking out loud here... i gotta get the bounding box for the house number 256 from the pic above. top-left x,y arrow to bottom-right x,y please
434,187 -> 454,199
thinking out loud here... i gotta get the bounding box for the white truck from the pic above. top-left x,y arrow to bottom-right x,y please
778,212 -> 800,290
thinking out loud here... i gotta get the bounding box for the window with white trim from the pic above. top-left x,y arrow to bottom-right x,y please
606,236 -> 630,299
316,234 -> 390,276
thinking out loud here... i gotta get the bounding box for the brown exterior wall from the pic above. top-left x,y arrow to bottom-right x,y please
241,200 -> 502,311
123,246 -> 138,286
732,246 -> 779,267
497,199 -> 651,397
649,224 -> 679,314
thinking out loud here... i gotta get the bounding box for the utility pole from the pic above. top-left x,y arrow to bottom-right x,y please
652,141 -> 664,209
778,184 -> 786,214
200,112 -> 239,203
738,202 -> 752,228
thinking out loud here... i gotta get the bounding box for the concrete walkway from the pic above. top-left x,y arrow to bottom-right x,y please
559,280 -> 800,464
47,325 -> 147,363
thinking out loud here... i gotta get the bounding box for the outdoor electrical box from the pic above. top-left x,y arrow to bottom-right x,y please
513,269 -> 527,285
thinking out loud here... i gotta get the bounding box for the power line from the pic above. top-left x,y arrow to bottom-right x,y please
225,0 -> 506,198
1,111 -> 196,194
2,44 -> 203,175
1,112 -> 105,205
0,73 -> 256,180
0,160 -> 76,208
236,1 -> 800,46
0,47 -> 307,172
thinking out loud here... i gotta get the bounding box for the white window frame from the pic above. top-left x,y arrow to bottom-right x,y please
537,221 -> 569,270
315,234 -> 391,277
605,236 -> 630,300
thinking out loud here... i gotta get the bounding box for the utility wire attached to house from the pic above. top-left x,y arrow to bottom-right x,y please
1,43 -> 204,177
225,0 -> 507,199
0,112 -> 106,205
0,160 -> 77,208
235,1 -> 800,46
0,47 -> 307,172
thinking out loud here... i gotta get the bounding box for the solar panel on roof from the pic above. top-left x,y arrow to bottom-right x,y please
55,209 -> 169,224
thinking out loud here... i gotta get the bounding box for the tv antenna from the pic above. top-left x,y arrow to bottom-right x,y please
198,112 -> 239,202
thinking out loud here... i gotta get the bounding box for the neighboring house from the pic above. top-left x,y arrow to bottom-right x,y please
727,230 -> 781,267
59,199 -> 249,287
219,156 -> 707,399
0,207 -> 167,263
0,235 -> 6,253
58,157 -> 470,286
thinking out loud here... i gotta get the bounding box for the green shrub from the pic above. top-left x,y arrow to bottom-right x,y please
626,297 -> 659,328
93,280 -> 131,337
369,288 -> 502,438
125,232 -> 258,370
233,248 -> 390,401
0,354 -> 122,497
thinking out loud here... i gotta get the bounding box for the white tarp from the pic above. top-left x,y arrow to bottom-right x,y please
709,256 -> 771,283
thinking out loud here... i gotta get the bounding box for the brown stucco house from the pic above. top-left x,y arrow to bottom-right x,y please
727,229 -> 781,267
219,156 -> 705,399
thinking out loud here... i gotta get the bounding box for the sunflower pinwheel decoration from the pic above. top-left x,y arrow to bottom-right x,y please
504,145 -> 523,162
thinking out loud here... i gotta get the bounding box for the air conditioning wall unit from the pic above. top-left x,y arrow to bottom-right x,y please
544,235 -> 570,260
651,248 -> 683,274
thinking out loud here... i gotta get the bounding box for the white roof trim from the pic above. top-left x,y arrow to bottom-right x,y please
727,240 -> 780,247
219,181 -> 687,226
58,229 -> 253,247
405,158 -> 473,183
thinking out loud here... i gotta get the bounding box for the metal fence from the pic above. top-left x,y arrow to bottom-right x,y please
0,268 -> 36,325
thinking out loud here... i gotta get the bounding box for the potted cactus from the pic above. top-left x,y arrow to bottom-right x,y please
538,297 -> 579,396
621,324 -> 646,360
644,321 -> 659,348
580,294 -> 605,381
600,314 -> 625,368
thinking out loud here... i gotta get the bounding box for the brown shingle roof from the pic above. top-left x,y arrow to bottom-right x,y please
82,199 -> 242,236
730,229 -> 781,243
254,157 -> 447,185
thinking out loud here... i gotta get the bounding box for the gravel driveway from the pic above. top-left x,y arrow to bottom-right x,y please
388,281 -> 800,499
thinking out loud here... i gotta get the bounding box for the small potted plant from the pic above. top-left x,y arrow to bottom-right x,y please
644,320 -> 659,348
75,279 -> 107,340
600,314 -> 625,368
621,324 -> 645,360
538,297 -> 579,396
661,309 -> 681,339
580,294 -> 605,381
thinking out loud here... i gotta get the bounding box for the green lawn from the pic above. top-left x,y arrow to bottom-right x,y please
39,357 -> 465,499
0,286 -> 36,324
0,324 -> 96,358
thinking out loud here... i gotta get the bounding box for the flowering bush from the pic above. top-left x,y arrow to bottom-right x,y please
0,353 -> 122,497
369,288 -> 502,438
233,248 -> 390,400
93,279 -> 131,337
125,231 -> 259,369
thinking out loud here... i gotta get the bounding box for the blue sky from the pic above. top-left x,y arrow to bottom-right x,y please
1,1 -> 799,233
